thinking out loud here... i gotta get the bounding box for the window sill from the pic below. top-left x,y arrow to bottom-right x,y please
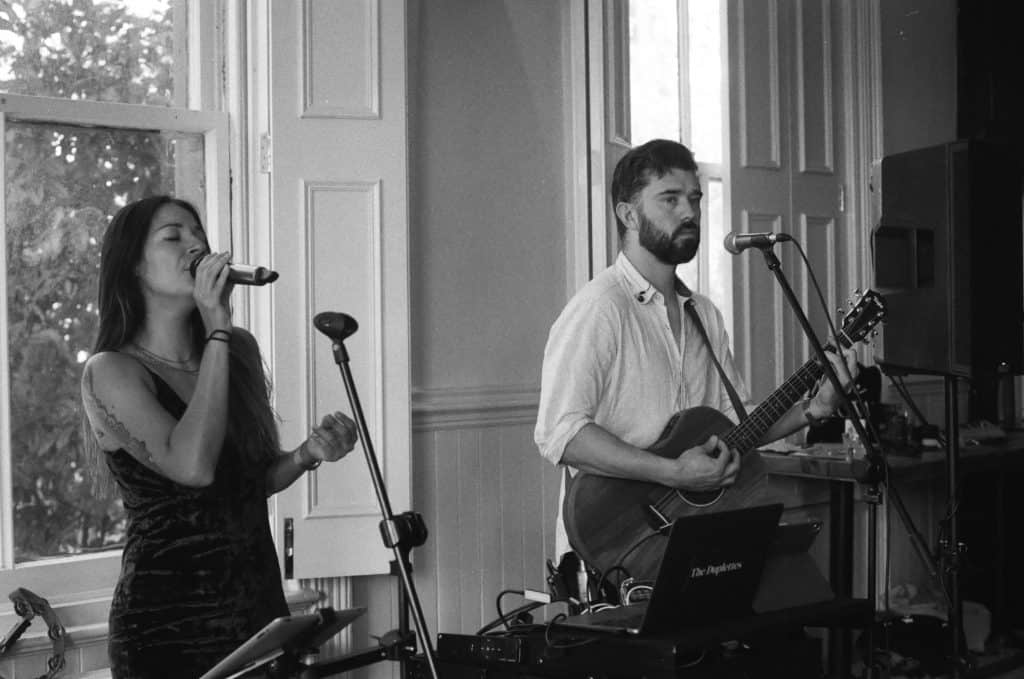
0,584 -> 323,658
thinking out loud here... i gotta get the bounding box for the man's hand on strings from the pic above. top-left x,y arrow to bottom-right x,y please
670,435 -> 740,492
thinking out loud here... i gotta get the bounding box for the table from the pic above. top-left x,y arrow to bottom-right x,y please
416,598 -> 873,679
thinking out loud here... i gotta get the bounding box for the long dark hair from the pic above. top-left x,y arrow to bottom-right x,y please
83,196 -> 280,491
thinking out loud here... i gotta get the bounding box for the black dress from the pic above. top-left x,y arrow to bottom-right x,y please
106,369 -> 289,679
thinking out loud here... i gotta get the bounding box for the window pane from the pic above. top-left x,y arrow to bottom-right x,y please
0,0 -> 180,106
5,120 -> 206,562
688,0 -> 723,164
704,178 -> 730,328
629,0 -> 681,144
675,177 -> 723,295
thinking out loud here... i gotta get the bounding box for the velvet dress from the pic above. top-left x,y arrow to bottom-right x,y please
105,368 -> 289,678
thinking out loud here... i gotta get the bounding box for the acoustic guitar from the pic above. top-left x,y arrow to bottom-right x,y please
563,290 -> 887,581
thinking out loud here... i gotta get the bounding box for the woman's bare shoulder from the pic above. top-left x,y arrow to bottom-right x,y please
82,350 -> 152,390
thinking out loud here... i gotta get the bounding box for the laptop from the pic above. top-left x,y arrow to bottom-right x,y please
559,503 -> 784,636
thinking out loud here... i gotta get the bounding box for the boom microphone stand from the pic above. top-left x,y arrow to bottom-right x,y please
751,243 -> 972,678
746,243 -> 885,679
300,312 -> 440,679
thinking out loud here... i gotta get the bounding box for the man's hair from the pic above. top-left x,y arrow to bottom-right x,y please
610,139 -> 698,240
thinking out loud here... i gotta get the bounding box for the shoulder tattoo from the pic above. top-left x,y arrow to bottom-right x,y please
83,362 -> 155,462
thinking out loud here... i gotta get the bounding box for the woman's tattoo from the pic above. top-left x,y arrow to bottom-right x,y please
83,364 -> 154,462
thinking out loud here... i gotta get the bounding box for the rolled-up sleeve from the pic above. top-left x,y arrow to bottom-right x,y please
535,298 -> 615,466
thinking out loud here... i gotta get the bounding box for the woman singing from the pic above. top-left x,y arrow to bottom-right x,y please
80,195 -> 358,678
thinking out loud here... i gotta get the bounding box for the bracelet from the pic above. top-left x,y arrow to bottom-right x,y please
802,398 -> 830,427
205,329 -> 232,345
296,443 -> 322,471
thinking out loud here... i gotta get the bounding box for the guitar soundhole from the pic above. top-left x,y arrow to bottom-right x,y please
677,488 -> 724,508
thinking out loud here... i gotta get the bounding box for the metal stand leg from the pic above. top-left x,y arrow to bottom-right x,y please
943,375 -> 971,678
830,481 -> 854,679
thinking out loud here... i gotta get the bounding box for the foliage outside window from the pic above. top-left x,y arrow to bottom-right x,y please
0,0 -> 210,564
629,0 -> 729,328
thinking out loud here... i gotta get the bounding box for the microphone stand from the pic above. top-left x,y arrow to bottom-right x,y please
754,246 -> 885,678
757,246 -> 975,678
301,312 -> 440,679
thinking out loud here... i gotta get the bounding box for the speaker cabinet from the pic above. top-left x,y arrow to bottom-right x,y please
872,140 -> 1023,420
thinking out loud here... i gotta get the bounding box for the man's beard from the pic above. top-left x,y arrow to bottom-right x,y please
637,211 -> 699,265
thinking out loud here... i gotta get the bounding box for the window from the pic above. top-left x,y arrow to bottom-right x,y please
629,0 -> 731,331
0,0 -> 228,597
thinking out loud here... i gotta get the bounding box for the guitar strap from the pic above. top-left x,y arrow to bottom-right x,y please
683,298 -> 748,422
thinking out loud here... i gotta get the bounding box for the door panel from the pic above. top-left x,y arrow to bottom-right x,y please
727,0 -> 847,402
267,0 -> 410,578
588,0 -> 632,270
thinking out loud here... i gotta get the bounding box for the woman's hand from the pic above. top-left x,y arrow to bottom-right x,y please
304,411 -> 359,465
191,251 -> 233,331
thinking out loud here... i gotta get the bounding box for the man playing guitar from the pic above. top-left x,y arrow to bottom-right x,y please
534,139 -> 857,568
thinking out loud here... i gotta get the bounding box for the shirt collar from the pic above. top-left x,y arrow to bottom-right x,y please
615,252 -> 693,305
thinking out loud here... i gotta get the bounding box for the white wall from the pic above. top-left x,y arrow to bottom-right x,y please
408,0 -> 570,390
880,0 -> 958,156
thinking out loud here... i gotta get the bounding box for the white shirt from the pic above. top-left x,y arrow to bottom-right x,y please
534,253 -> 752,557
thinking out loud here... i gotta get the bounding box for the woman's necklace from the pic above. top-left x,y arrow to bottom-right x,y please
131,342 -> 199,374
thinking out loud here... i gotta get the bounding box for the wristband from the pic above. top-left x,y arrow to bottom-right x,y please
206,329 -> 232,344
296,443 -> 322,471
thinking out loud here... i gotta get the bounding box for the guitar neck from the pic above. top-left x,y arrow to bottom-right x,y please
721,357 -> 826,454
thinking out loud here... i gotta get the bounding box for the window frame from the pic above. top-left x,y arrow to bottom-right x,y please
0,0 -> 232,603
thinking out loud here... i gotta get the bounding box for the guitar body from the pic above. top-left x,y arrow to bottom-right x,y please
563,406 -> 774,582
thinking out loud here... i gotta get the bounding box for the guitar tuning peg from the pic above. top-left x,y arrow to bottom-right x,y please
853,287 -> 862,296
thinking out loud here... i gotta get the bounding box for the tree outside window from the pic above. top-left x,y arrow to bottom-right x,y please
0,0 -> 199,562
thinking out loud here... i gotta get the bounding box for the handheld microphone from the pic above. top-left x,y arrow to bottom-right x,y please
189,255 -> 280,286
722,231 -> 792,255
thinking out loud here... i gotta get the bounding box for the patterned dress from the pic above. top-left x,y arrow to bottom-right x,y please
106,369 -> 288,678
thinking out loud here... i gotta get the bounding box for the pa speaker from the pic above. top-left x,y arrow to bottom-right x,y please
872,140 -> 1023,420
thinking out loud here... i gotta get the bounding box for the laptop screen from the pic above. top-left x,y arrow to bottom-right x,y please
641,503 -> 784,632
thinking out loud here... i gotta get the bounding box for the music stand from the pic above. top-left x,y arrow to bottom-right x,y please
297,312 -> 440,679
198,608 -> 365,679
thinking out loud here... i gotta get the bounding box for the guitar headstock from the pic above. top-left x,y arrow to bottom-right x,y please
839,289 -> 887,347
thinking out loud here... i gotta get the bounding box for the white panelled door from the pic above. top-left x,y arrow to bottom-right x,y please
266,0 -> 410,578
587,0 -> 632,271
725,0 -> 849,401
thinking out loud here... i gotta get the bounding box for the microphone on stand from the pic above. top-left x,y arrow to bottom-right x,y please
723,231 -> 793,255
314,312 -> 359,342
189,255 -> 279,286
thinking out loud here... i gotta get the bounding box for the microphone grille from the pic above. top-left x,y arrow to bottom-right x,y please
722,233 -> 741,255
314,312 -> 359,341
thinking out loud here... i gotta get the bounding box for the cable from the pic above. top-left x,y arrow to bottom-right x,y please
543,614 -> 603,650
593,530 -> 664,603
486,589 -> 551,634
792,238 -> 843,350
